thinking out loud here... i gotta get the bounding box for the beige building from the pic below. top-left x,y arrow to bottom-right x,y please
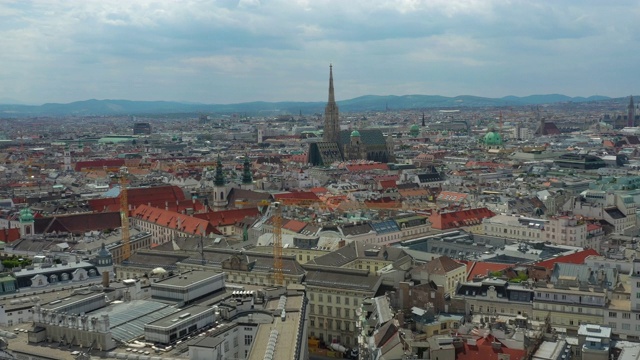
304,265 -> 382,349
409,256 -> 466,297
455,279 -> 534,318
532,284 -> 607,332
545,216 -> 589,248
483,215 -> 546,241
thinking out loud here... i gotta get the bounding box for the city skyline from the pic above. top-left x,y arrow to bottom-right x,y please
2,0 -> 639,105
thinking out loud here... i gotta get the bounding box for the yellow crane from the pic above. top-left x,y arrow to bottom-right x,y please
119,167 -> 131,262
271,202 -> 284,286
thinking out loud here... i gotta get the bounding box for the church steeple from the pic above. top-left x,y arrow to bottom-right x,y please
323,64 -> 340,143
241,155 -> 252,185
328,64 -> 335,104
214,154 -> 225,186
422,111 -> 426,127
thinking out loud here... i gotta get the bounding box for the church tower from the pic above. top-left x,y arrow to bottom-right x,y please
18,208 -> 34,237
212,155 -> 228,209
63,145 -> 72,172
628,96 -> 635,127
323,65 -> 340,143
241,155 -> 254,190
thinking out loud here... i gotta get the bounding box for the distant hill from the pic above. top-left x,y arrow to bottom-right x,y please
0,94 -> 618,117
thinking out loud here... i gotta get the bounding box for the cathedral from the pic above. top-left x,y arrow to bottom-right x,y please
308,66 -> 394,166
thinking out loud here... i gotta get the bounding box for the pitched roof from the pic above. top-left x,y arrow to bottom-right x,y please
422,256 -> 465,275
463,261 -> 511,281
193,208 -> 261,227
131,204 -> 221,235
34,212 -> 121,234
282,219 -> 308,233
273,191 -> 320,203
534,248 -> 599,270
429,207 -> 495,230
0,228 -> 20,243
379,180 -> 397,189
88,185 -> 186,212
74,159 -> 125,172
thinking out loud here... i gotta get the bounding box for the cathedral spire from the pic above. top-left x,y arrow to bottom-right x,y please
328,64 -> 335,104
323,64 -> 340,143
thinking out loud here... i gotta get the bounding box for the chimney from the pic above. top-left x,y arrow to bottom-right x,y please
338,239 -> 346,248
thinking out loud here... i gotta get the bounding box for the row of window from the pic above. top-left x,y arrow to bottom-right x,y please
310,316 -> 353,332
533,303 -> 604,316
309,293 -> 358,307
310,304 -> 358,318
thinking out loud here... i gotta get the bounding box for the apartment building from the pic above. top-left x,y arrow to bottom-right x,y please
304,266 -> 382,349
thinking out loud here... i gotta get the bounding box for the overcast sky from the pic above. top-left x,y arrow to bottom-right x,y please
1,0 -> 638,105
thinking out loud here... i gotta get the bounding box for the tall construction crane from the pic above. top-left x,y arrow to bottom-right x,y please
271,202 -> 284,286
119,167 -> 131,262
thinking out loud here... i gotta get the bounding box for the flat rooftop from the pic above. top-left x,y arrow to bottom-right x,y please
148,305 -> 212,329
247,310 -> 301,360
153,270 -> 222,287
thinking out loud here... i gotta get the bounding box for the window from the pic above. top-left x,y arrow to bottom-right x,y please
345,298 -> 350,306
609,312 -> 617,318
244,335 -> 253,346
336,296 -> 341,304
622,323 -> 630,330
623,313 -> 631,319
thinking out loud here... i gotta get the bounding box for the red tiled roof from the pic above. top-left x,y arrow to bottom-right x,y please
273,191 -> 320,202
131,204 -> 221,235
456,335 -> 526,360
283,219 -> 307,233
586,223 -> 602,231
463,261 -> 511,281
379,180 -> 397,189
74,159 -> 125,172
429,208 -> 495,230
88,185 -> 187,212
289,154 -> 308,163
0,228 -> 21,243
193,208 -> 260,227
34,212 -> 121,234
309,187 -> 328,195
534,248 -> 599,270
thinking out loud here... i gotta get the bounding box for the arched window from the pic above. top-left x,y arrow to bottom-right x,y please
60,273 -> 69,281
49,274 -> 58,283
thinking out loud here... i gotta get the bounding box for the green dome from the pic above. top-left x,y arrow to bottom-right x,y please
350,130 -> 361,137
483,131 -> 502,146
19,208 -> 34,223
409,124 -> 420,137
